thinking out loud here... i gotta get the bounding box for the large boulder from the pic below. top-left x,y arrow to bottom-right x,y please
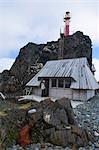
49,125 -> 92,147
56,97 -> 77,125
43,99 -> 69,126
28,98 -> 93,147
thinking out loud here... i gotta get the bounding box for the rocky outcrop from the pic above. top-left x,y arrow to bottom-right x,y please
10,41 -> 58,84
0,31 -> 92,95
27,98 -> 92,148
0,70 -> 22,95
0,96 -> 98,149
58,31 -> 92,68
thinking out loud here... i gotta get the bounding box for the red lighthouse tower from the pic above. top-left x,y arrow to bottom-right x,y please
58,11 -> 71,59
64,11 -> 71,37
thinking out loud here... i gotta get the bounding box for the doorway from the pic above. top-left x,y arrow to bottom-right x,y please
42,79 -> 49,97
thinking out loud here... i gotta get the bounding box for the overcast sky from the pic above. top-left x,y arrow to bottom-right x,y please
0,0 -> 99,80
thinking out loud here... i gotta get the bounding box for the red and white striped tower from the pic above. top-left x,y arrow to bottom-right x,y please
64,11 -> 71,37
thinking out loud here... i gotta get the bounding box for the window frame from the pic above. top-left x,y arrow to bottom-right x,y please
65,78 -> 71,88
58,78 -> 64,88
51,78 -> 57,87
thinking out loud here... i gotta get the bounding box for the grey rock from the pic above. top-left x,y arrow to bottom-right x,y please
79,148 -> 86,150
64,147 -> 71,150
50,130 -> 68,147
45,128 -> 55,137
95,142 -> 99,148
32,143 -> 41,150
56,97 -> 77,125
46,147 -> 54,150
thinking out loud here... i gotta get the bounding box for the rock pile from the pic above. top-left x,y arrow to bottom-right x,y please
26,98 -> 92,148
0,97 -> 94,149
74,95 -> 99,149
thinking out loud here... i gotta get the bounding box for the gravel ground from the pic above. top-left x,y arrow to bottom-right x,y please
74,95 -> 99,150
74,95 -> 99,133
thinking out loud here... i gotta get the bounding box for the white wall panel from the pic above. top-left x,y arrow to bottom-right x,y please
33,87 -> 42,96
87,90 -> 95,100
73,90 -> 87,101
49,88 -> 72,99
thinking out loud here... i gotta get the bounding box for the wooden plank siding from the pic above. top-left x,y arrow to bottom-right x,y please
49,78 -> 72,99
72,89 -> 87,101
30,79 -> 95,101
33,87 -> 42,96
49,88 -> 73,99
87,90 -> 95,100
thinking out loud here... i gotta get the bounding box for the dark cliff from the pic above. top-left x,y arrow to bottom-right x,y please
0,31 -> 92,95
63,31 -> 92,67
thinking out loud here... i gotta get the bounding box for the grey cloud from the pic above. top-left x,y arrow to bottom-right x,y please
0,0 -> 98,58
